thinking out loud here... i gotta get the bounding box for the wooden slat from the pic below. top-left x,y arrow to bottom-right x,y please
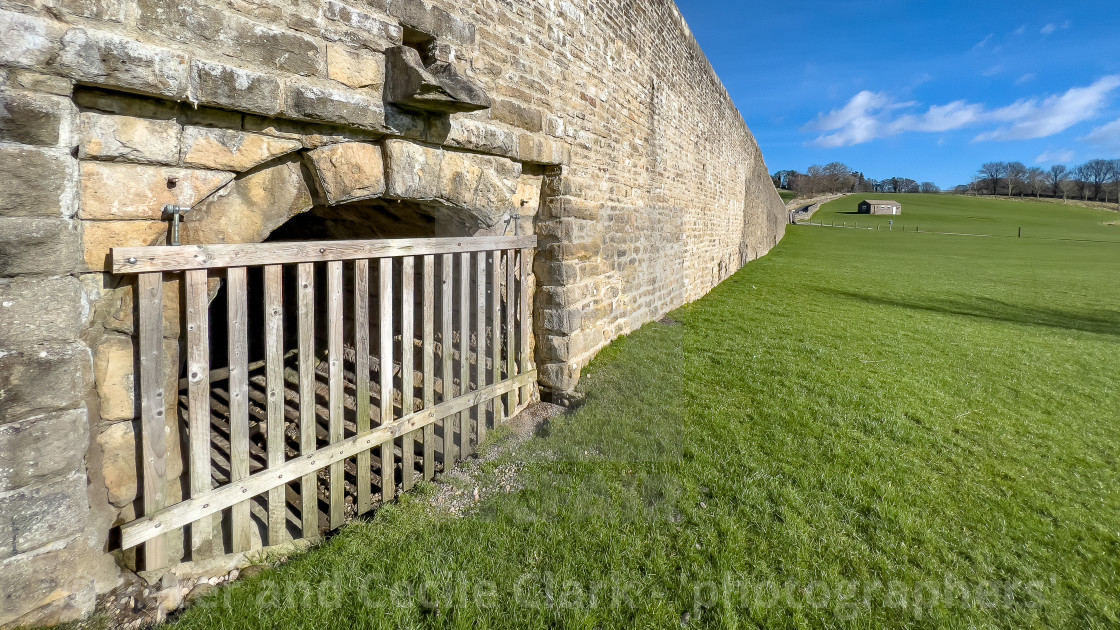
475,251 -> 487,446
354,260 -> 372,515
296,263 -> 317,539
441,254 -> 456,467
379,258 -> 395,503
226,267 -> 251,553
491,250 -> 501,425
114,236 -> 538,273
184,270 -> 212,554
519,250 -> 531,405
264,265 -> 286,546
422,255 -> 436,481
400,256 -> 415,492
458,252 -> 471,459
327,261 -> 345,529
505,249 -> 516,414
120,370 -> 538,549
138,273 -> 167,569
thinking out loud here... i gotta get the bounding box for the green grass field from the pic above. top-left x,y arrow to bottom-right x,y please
778,189 -> 797,204
813,193 -> 1120,243
172,196 -> 1120,629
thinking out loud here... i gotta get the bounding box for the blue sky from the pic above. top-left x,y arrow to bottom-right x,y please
673,0 -> 1120,188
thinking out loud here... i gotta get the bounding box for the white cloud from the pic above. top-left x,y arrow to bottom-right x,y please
1016,73 -> 1036,85
806,75 -> 1120,148
972,34 -> 993,51
1035,150 -> 1075,165
975,75 -> 1120,141
1080,118 -> 1120,151
1041,20 -> 1071,35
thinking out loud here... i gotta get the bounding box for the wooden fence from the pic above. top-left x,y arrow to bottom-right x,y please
111,236 -> 536,569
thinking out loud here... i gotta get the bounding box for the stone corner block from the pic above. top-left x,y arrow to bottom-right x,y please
79,162 -> 234,221
281,77 -> 387,132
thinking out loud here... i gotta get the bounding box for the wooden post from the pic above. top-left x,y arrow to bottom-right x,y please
264,265 -> 287,545
379,259 -> 395,502
442,254 -> 456,467
184,270 -> 212,555
297,264 -> 317,539
138,273 -> 167,568
327,261 -> 344,529
459,252 -> 471,458
355,260 -> 372,514
475,251 -> 487,445
519,250 -> 530,406
491,250 -> 501,426
400,256 -> 416,491
226,267 -> 251,552
505,249 -> 516,414
422,255 -> 436,481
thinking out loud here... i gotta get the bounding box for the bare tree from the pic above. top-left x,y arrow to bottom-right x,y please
1080,159 -> 1113,201
1112,160 -> 1120,209
1026,167 -> 1046,198
919,182 -> 941,193
979,162 -> 1006,195
1047,164 -> 1069,198
1006,162 -> 1028,197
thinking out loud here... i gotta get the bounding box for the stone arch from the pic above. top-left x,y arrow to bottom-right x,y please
180,139 -> 543,246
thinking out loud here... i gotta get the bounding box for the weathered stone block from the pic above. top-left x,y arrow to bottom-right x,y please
77,112 -> 181,165
0,342 -> 91,423
321,1 -> 400,51
189,60 -> 282,116
97,422 -> 183,507
0,408 -> 88,494
517,133 -> 564,165
306,142 -> 385,204
383,140 -> 520,226
82,220 -> 169,272
326,44 -> 385,89
0,544 -> 97,628
93,334 -> 137,422
3,69 -> 74,97
59,0 -> 127,21
221,17 -> 321,77
0,10 -> 65,71
443,117 -> 518,160
388,0 -> 474,45
179,127 -> 301,172
0,145 -> 74,219
0,90 -> 70,147
79,162 -> 234,221
492,99 -> 543,133
56,28 -> 190,99
282,78 -> 386,131
0,217 -> 80,276
182,155 -> 313,244
0,276 -> 84,348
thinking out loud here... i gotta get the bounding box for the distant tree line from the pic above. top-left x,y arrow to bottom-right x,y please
961,159 -> 1120,204
772,163 -> 940,197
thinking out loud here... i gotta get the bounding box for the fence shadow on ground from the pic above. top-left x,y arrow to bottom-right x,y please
818,288 -> 1120,338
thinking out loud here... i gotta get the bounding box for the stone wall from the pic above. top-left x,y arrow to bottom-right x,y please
0,0 -> 785,625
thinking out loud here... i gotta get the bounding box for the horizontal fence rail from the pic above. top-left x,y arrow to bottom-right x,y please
112,237 -> 536,569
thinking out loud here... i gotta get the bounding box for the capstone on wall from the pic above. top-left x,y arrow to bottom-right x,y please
0,0 -> 785,626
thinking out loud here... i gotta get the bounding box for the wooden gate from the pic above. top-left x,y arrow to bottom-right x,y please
111,236 -> 536,569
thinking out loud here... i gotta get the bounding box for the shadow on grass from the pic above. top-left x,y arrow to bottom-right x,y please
819,288 -> 1120,338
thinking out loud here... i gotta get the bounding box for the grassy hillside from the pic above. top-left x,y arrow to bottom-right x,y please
172,200 -> 1120,629
813,193 -> 1120,243
778,189 -> 797,204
